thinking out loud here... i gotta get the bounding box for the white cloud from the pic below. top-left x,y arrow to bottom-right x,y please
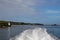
0,0 -> 60,23
0,0 -> 59,16
0,0 -> 36,15
46,10 -> 60,14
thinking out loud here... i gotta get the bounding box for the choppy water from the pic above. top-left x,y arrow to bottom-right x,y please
0,25 -> 60,40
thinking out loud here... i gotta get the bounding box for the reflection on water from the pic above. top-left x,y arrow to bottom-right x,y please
0,25 -> 60,40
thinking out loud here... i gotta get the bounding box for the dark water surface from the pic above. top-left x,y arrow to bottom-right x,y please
0,25 -> 60,40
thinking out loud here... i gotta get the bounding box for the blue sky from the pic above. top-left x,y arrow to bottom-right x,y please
0,0 -> 60,24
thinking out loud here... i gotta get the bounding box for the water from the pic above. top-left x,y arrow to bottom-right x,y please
0,25 -> 60,40
0,28 -> 9,40
14,28 -> 59,40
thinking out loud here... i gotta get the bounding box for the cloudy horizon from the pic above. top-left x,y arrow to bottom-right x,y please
0,0 -> 60,24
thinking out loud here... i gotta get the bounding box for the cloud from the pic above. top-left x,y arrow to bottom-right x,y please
0,0 -> 60,24
0,0 -> 49,20
46,0 -> 60,5
46,10 -> 60,14
0,0 -> 37,20
0,0 -> 36,15
0,0 -> 59,16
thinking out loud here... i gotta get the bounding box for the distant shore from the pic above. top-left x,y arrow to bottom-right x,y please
0,20 -> 43,28
0,20 -> 60,28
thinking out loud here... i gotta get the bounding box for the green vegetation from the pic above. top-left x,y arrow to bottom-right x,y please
1,20 -> 60,28
0,20 -> 11,28
0,20 -> 43,28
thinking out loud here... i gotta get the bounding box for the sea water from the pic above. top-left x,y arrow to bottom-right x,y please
13,28 -> 59,40
0,28 -> 9,40
10,25 -> 60,40
0,25 -> 60,40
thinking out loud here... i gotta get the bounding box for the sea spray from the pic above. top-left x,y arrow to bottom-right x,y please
10,28 -> 59,40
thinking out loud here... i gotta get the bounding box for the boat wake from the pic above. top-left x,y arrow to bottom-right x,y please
10,28 -> 59,40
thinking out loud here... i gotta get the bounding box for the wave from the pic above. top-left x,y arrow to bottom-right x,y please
10,28 -> 59,40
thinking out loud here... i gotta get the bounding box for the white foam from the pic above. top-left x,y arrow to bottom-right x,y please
10,28 -> 59,40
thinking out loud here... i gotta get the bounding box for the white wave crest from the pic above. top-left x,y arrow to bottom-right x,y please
10,28 -> 59,40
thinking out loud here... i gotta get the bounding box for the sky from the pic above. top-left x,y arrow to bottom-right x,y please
0,0 -> 60,24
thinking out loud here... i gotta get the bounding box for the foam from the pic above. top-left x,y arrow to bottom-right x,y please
10,28 -> 59,40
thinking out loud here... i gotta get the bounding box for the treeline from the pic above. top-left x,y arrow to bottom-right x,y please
11,22 -> 43,25
0,20 -> 43,28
